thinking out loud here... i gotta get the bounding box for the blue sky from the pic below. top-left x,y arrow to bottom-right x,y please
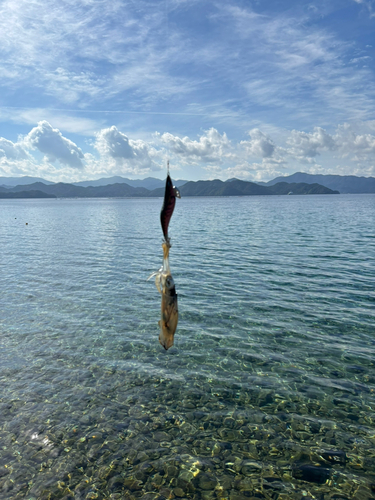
0,0 -> 374,182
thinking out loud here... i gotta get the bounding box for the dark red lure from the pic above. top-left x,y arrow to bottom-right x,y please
160,174 -> 177,242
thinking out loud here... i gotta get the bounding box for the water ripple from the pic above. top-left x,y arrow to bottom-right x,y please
0,195 -> 374,499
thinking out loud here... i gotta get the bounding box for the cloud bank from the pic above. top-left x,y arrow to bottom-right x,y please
1,121 -> 375,182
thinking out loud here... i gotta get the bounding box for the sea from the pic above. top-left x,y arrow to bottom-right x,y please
0,194 -> 374,500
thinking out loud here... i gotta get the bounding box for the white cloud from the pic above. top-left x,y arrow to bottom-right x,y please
193,123 -> 375,180
1,120 -> 375,182
350,56 -> 371,64
95,126 -> 135,159
0,1 -> 114,101
94,126 -> 161,173
214,4 -> 375,123
286,127 -> 336,160
159,128 -> 231,163
352,0 -> 375,17
0,0 -> 198,108
159,124 -> 375,180
334,123 -> 375,161
0,138 -> 29,160
240,129 -> 276,158
0,0 -> 374,153
282,124 -> 375,174
24,121 -> 85,168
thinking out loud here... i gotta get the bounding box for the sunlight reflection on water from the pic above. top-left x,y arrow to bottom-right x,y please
0,195 -> 374,499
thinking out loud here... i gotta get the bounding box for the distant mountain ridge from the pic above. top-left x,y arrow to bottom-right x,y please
178,180 -> 338,196
179,179 -> 272,196
0,176 -> 55,188
1,172 -> 374,193
262,172 -> 375,194
0,190 -> 56,199
0,182 -> 149,198
72,176 -> 188,189
0,179 -> 338,198
0,175 -> 188,190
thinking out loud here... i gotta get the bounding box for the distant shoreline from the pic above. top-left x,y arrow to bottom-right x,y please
0,179 -> 340,198
1,172 -> 375,196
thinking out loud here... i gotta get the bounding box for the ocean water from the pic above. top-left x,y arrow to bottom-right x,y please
0,194 -> 374,500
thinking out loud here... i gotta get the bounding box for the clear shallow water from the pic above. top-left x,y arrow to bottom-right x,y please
0,194 -> 374,500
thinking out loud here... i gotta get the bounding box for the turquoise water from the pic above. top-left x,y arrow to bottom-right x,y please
0,195 -> 374,500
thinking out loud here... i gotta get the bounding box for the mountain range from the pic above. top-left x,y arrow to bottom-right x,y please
0,175 -> 187,190
0,176 -> 55,188
0,179 -> 339,198
259,172 -> 375,194
1,172 -> 374,194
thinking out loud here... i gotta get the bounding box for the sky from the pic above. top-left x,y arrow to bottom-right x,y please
0,0 -> 375,183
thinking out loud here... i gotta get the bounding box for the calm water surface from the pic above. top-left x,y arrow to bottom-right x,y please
0,195 -> 374,500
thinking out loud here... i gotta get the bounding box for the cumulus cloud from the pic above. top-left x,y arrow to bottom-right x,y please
240,129 -> 276,158
286,123 -> 375,164
286,127 -> 336,160
24,121 -> 85,168
159,128 -> 231,163
95,126 -> 135,159
334,123 -> 375,161
201,123 -> 375,180
94,126 -> 161,172
0,138 -> 29,160
283,124 -> 375,165
1,120 -> 375,182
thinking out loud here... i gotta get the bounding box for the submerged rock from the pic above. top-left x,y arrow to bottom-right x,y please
292,464 -> 331,484
107,475 -> 124,491
321,450 -> 347,465
241,461 -> 262,476
198,473 -> 217,490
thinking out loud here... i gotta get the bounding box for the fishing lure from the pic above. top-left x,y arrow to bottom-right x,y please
148,163 -> 180,350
